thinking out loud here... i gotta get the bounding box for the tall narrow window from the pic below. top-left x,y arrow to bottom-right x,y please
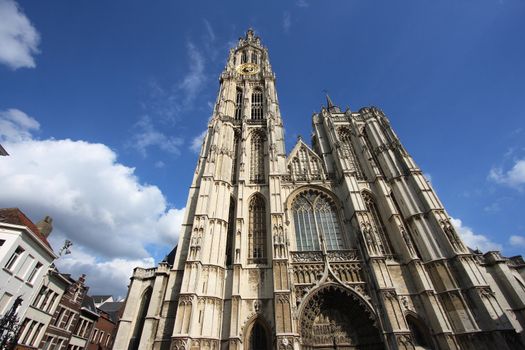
292,190 -> 344,251
250,131 -> 265,183
251,52 -> 258,64
362,192 -> 393,255
5,246 -> 24,271
251,88 -> 263,120
241,51 -> 247,64
249,195 -> 266,264
231,133 -> 240,184
338,127 -> 363,179
225,197 -> 235,267
235,88 -> 243,120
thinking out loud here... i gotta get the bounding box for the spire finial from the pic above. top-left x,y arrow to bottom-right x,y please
326,93 -> 335,109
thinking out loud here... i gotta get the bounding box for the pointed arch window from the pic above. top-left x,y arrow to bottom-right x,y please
338,127 -> 363,179
241,51 -> 247,64
362,192 -> 393,255
251,52 -> 258,64
226,197 -> 235,267
250,131 -> 265,183
249,195 -> 267,264
251,88 -> 263,120
231,132 -> 240,184
292,190 -> 344,251
235,88 -> 243,120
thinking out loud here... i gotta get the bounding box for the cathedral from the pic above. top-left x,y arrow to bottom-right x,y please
113,29 -> 525,350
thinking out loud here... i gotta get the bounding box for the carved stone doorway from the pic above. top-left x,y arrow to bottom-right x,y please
299,285 -> 384,350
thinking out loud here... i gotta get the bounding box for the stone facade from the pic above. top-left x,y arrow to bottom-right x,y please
113,29 -> 525,350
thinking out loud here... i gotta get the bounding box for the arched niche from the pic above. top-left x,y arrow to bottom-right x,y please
298,284 -> 384,350
244,316 -> 272,350
405,313 -> 433,350
129,286 -> 152,350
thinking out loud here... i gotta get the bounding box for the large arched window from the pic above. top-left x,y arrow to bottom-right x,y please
250,131 -> 265,183
251,88 -> 263,120
235,88 -> 243,120
292,190 -> 344,251
249,194 -> 267,264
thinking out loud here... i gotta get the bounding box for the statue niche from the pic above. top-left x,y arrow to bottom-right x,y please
299,285 -> 384,350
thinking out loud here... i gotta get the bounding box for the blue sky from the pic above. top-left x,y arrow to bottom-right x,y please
1,0 -> 525,296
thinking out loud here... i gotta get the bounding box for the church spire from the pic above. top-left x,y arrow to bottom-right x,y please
326,94 -> 341,113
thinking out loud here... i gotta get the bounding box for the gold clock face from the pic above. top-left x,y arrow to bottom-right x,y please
237,63 -> 259,75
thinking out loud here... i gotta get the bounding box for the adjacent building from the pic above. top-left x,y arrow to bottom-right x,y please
0,208 -> 56,328
16,268 -> 71,349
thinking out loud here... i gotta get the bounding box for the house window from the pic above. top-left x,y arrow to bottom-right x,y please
248,194 -> 267,264
5,246 -> 24,271
27,262 -> 43,283
293,190 -> 344,251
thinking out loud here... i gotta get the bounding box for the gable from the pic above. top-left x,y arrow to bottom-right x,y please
286,139 -> 325,181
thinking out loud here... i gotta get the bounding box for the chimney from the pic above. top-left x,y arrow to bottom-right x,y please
36,216 -> 53,238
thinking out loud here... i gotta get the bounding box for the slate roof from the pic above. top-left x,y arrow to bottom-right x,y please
0,208 -> 52,249
99,301 -> 124,323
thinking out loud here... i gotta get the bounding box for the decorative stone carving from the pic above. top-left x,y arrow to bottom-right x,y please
291,251 -> 323,262
326,250 -> 359,262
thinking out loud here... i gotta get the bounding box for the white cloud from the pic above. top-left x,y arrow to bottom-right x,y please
0,110 -> 185,296
0,108 -> 40,142
283,12 -> 292,33
489,159 -> 525,190
296,0 -> 309,7
0,0 -> 40,69
190,129 -> 207,153
130,115 -> 184,156
57,249 -> 155,298
509,235 -> 525,247
450,217 -> 502,252
179,42 -> 206,106
203,19 -> 215,42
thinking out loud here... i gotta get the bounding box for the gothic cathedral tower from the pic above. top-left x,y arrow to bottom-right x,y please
114,29 -> 525,350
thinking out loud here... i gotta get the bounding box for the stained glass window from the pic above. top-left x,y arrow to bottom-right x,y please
292,191 -> 344,251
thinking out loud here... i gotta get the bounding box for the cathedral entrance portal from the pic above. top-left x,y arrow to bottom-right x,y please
299,285 -> 384,350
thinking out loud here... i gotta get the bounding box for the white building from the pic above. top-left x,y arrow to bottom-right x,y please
0,209 -> 56,327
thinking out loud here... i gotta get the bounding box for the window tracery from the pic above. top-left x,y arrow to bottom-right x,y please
362,192 -> 393,255
235,88 -> 243,120
251,88 -> 263,120
292,190 -> 344,251
250,131 -> 265,183
338,127 -> 363,179
249,194 -> 267,264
